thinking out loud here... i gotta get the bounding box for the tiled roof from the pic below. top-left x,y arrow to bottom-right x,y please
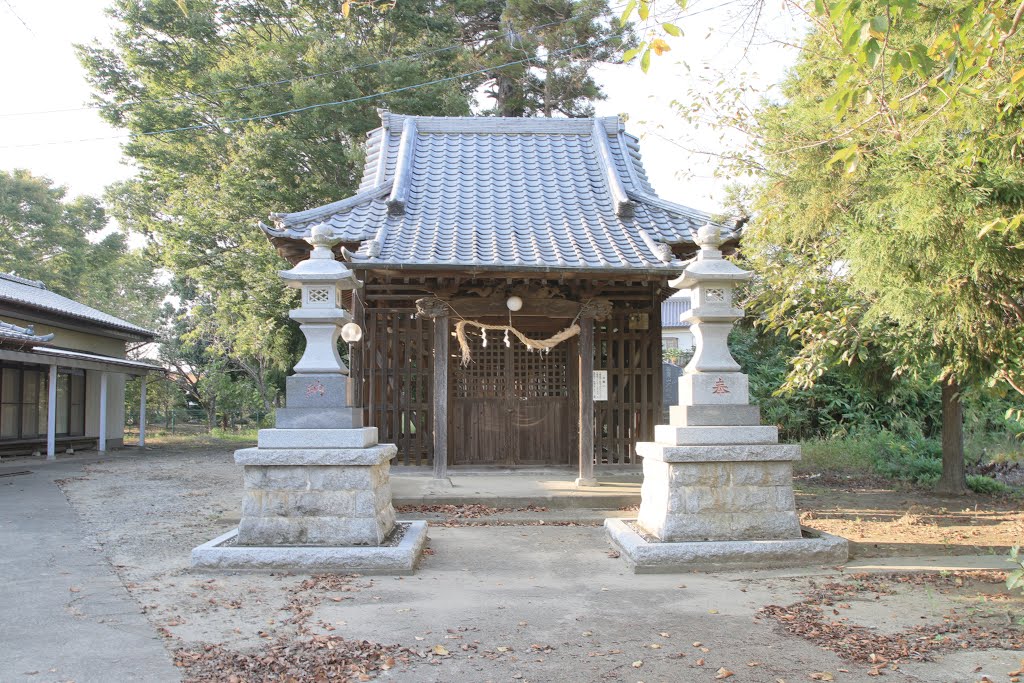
0,319 -> 55,345
662,296 -> 692,328
262,113 -> 736,274
0,273 -> 155,338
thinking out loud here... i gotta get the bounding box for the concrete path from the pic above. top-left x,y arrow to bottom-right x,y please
0,459 -> 179,683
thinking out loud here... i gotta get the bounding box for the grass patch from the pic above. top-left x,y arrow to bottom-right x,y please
795,438 -> 876,477
797,432 -> 1020,495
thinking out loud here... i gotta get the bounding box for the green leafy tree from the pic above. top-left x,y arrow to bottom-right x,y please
80,0 -> 627,414
0,169 -> 167,331
457,0 -> 635,117
618,0 -> 1024,493
739,3 -> 1024,494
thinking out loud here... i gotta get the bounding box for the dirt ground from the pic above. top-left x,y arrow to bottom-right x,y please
52,446 -> 1024,683
795,483 -> 1023,558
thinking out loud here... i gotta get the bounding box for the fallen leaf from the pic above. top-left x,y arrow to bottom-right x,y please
632,660 -> 643,668
659,632 -> 671,637
716,668 -> 735,680
692,642 -> 703,647
69,587 -> 81,593
696,658 -> 705,666
809,674 -> 834,682
649,643 -> 662,649
748,661 -> 763,666
708,609 -> 719,614
432,645 -> 449,656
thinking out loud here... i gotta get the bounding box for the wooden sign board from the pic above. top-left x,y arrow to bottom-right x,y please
593,370 -> 608,401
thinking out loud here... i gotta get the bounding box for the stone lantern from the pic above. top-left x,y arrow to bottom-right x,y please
192,223 -> 427,573
604,224 -> 848,572
280,222 -> 358,375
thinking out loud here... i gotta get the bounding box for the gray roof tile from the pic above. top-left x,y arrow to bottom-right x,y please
0,273 -> 155,337
264,113 -> 735,273
0,318 -> 55,344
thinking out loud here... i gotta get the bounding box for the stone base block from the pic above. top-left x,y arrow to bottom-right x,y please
191,521 -> 428,575
286,374 -> 351,408
605,518 -> 848,573
636,456 -> 800,541
669,404 -> 761,427
275,407 -> 363,429
679,373 -> 749,405
236,455 -> 397,547
654,424 -> 778,446
257,427 -> 378,449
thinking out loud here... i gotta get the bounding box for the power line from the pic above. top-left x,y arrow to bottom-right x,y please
0,3 -> 632,119
1,0 -> 34,35
0,10 -> 682,151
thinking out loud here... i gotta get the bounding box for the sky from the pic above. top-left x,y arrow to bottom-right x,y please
0,0 -> 802,215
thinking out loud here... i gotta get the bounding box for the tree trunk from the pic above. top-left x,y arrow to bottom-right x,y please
936,378 -> 967,495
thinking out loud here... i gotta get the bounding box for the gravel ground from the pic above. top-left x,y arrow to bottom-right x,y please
53,447 -> 1024,683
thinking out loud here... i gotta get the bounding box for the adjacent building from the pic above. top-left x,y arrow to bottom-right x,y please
0,273 -> 159,457
661,295 -> 694,355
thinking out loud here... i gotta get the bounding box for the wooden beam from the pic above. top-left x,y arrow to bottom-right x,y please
432,315 -> 449,480
576,317 -> 596,487
444,297 -> 582,318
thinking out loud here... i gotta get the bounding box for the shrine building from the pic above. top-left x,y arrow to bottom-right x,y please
261,112 -> 735,479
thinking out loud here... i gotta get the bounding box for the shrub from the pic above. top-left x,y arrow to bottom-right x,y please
965,474 -> 1012,495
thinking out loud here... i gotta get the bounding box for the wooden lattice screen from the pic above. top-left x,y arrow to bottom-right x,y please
593,309 -> 663,466
357,308 -> 434,466
355,304 -> 662,469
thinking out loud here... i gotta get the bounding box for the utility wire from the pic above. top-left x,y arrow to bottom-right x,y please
1,0 -> 34,35
0,2 -> 632,119
0,13 -> 678,151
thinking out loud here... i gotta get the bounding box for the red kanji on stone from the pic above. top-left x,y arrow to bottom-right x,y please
712,377 -> 730,394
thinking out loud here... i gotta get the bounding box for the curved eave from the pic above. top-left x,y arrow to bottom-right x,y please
268,181 -> 393,230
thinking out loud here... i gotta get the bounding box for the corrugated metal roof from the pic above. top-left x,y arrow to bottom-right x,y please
0,273 -> 155,337
263,113 -> 736,273
662,297 -> 692,327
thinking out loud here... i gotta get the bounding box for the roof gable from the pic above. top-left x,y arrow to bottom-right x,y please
263,112 -> 736,273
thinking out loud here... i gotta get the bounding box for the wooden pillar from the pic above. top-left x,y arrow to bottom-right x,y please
432,314 -> 449,480
46,364 -> 57,460
138,375 -> 148,449
98,371 -> 108,452
576,316 -> 597,487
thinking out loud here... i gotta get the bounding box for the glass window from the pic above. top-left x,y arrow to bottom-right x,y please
21,370 -> 41,438
37,370 -> 48,435
56,373 -> 69,436
1,368 -> 20,439
662,337 -> 679,350
69,373 -> 85,437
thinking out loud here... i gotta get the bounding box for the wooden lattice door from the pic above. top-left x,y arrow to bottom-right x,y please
451,328 -> 573,467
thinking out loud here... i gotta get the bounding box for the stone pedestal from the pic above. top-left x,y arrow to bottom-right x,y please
606,223 -> 847,572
